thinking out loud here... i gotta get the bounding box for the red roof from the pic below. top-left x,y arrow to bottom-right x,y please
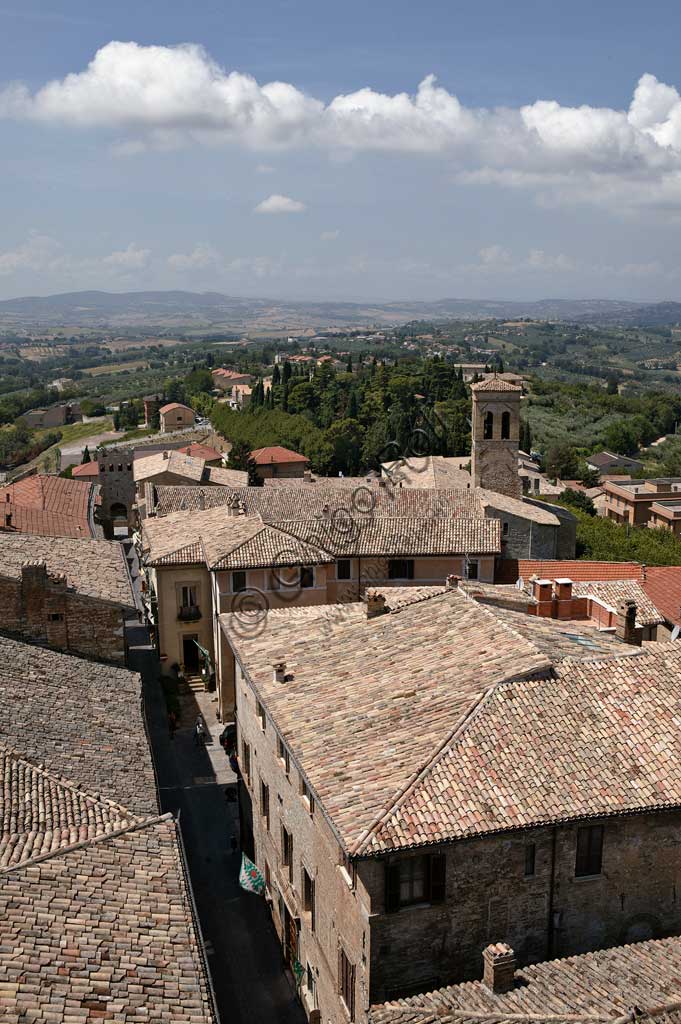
159,403 -> 193,414
0,475 -> 97,538
249,446 -> 310,465
642,567 -> 681,626
496,558 -> 644,584
177,443 -> 222,462
72,462 -> 100,478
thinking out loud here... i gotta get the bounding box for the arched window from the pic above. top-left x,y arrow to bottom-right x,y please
501,411 -> 511,440
483,411 -> 494,439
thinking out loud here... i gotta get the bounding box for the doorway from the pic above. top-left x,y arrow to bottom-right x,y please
182,634 -> 199,673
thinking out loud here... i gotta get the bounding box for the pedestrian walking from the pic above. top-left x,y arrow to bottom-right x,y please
194,718 -> 205,747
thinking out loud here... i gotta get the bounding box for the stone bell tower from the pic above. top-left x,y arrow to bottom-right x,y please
470,377 -> 522,499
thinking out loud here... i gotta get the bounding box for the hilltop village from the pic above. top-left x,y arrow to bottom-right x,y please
3,359 -> 681,1024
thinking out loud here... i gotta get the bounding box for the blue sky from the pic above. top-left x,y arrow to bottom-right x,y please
1,0 -> 681,302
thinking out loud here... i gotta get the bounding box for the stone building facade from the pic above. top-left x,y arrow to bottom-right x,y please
222,589 -> 681,1024
0,560 -> 130,664
471,378 -> 522,499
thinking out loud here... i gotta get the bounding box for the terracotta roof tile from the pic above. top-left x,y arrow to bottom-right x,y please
0,474 -> 97,538
496,559 -> 644,584
469,377 -> 522,392
643,566 -> 681,626
0,532 -> 135,607
250,445 -> 310,464
369,934 -> 681,1023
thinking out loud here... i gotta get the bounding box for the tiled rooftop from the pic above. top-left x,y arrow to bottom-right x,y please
1,474 -> 97,538
278,514 -> 501,556
133,450 -> 206,484
177,442 -> 222,461
369,934 -> 681,1024
496,559 -> 644,584
142,506 -> 334,569
250,445 -> 309,464
366,644 -> 679,853
0,533 -> 135,607
223,585 -> 681,855
0,815 -> 216,1023
643,566 -> 681,626
159,401 -> 193,414
0,746 -> 139,868
222,587 -> 551,852
571,579 -> 664,627
382,457 -> 472,490
469,377 -> 522,392
0,635 -> 157,817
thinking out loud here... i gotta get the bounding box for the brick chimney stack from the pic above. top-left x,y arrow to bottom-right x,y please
554,578 -> 574,619
446,575 -> 460,590
366,590 -> 388,619
273,659 -> 286,684
532,578 -> 553,617
482,942 -> 516,994
616,599 -> 642,646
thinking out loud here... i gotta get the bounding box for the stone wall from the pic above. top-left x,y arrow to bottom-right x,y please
0,564 -> 127,664
365,810 -> 681,1003
484,505 -> 559,560
235,657 -> 370,1024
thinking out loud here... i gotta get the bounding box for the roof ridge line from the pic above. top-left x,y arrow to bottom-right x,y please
351,685 -> 495,856
0,743 -> 143,820
0,811 -> 174,874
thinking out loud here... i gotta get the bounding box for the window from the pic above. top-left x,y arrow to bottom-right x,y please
524,843 -> 536,878
265,860 -> 271,890
388,559 -> 414,580
48,612 -> 64,622
575,824 -> 603,877
241,740 -> 251,785
502,521 -> 509,537
109,464 -> 114,472
385,854 -> 446,912
260,780 -> 270,830
269,570 -> 280,590
281,825 -> 293,882
483,411 -> 494,439
303,867 -> 315,931
306,963 -> 316,1004
466,560 -> 479,581
501,411 -> 511,440
257,700 -> 266,732
339,947 -> 356,1020
337,559 -> 351,580
300,778 -> 315,816
180,584 -> 197,607
300,565 -> 315,589
99,464 -> 105,472
127,464 -> 132,471
277,736 -> 291,776
232,570 -> 247,593
117,464 -> 123,472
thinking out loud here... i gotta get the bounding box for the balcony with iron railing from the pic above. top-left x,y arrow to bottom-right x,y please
178,604 -> 202,621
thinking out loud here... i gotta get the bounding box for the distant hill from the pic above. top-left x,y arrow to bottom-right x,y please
0,289 -> 678,329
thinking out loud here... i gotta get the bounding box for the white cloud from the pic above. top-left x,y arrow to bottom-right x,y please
255,163 -> 275,174
167,243 -> 221,270
320,229 -> 340,241
4,42 -> 681,208
0,233 -> 64,276
254,194 -> 306,214
102,242 -> 150,270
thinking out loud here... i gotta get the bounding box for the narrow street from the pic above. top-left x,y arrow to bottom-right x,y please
123,544 -> 305,1024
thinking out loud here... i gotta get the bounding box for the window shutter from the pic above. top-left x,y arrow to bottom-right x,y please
385,862 -> 401,913
429,854 -> 446,903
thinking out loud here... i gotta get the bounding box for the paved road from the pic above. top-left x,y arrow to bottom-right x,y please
60,427 -> 124,468
123,544 -> 304,1024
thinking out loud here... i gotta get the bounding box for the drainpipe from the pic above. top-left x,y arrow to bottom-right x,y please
357,557 -> 362,601
547,825 -> 558,959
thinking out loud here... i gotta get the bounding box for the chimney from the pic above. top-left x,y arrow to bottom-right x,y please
366,590 -> 387,619
198,492 -> 206,511
553,578 -> 573,619
163,450 -> 170,460
273,659 -> 286,684
532,578 -> 553,617
616,599 -> 642,646
482,943 -> 516,994
303,468 -> 312,482
446,575 -> 460,590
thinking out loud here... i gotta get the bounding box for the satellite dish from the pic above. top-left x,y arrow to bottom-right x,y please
671,625 -> 680,642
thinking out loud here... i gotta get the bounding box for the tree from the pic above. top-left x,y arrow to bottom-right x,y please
81,445 -> 91,464
545,442 -> 578,480
324,418 -> 363,475
165,379 -> 186,404
282,361 -> 292,384
227,440 -> 252,470
272,364 -> 281,385
346,353 -> 353,373
560,488 -> 596,516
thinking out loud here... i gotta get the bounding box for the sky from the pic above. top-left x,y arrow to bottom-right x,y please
2,0 -> 681,302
